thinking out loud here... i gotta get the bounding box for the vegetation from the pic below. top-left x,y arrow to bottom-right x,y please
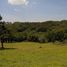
0,15 -> 67,66
0,15 -> 4,48
0,20 -> 67,44
0,15 -> 67,48
0,42 -> 67,67
0,15 -> 9,48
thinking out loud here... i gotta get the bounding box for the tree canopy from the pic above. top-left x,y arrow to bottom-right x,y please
0,20 -> 66,43
0,15 -> 2,20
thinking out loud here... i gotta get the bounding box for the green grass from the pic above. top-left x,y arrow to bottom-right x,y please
0,42 -> 67,67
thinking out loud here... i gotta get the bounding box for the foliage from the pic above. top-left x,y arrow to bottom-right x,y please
0,15 -> 2,20
0,20 -> 67,43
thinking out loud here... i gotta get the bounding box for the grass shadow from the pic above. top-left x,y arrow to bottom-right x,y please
0,47 -> 17,50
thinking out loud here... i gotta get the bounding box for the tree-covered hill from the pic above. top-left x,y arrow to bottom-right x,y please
0,20 -> 67,43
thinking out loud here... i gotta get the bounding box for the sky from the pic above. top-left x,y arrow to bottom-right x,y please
0,0 -> 67,22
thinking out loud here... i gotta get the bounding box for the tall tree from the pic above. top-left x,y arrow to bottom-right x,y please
0,15 -> 6,48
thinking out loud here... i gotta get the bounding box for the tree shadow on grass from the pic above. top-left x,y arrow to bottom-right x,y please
0,47 -> 17,50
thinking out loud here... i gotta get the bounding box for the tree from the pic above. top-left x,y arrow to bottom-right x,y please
0,15 -> 2,20
0,15 -> 4,48
0,15 -> 6,48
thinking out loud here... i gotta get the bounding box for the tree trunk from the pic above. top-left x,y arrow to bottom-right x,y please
1,37 -> 4,49
1,41 -> 4,48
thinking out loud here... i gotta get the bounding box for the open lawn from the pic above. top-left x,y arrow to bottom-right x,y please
0,42 -> 67,67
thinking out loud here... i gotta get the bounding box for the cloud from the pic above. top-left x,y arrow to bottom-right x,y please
8,0 -> 29,5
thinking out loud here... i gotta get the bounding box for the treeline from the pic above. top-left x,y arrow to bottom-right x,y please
0,20 -> 67,43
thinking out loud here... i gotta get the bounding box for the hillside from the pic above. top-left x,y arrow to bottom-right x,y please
0,20 -> 67,43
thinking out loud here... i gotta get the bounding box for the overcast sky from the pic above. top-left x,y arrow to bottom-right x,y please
0,0 -> 67,22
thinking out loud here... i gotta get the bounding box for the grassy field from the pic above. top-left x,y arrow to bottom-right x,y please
0,42 -> 67,67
